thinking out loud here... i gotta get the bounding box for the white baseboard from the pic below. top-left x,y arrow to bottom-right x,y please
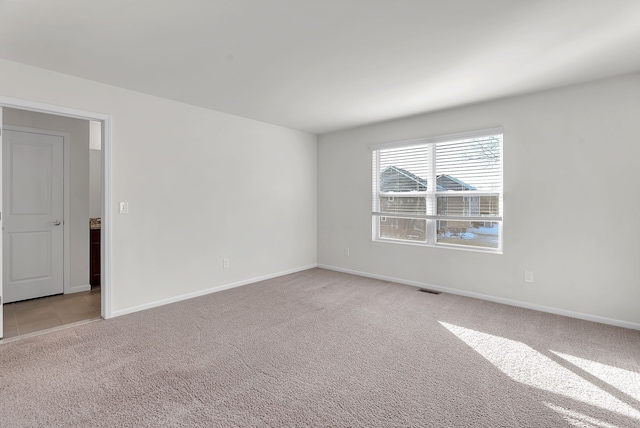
317,264 -> 640,331
111,264 -> 318,318
65,284 -> 91,294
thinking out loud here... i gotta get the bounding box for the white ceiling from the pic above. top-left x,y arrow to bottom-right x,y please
1,0 -> 640,134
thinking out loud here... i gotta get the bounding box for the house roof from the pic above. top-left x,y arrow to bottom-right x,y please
436,174 -> 476,191
381,166 -> 475,192
381,166 -> 429,192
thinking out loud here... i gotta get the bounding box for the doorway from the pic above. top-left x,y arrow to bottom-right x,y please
0,98 -> 112,341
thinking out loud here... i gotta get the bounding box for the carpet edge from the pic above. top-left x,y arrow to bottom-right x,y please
111,264 -> 318,318
317,264 -> 640,331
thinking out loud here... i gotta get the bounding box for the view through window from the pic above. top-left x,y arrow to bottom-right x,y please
371,129 -> 503,251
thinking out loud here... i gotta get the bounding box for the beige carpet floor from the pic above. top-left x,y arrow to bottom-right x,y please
1,268 -> 639,427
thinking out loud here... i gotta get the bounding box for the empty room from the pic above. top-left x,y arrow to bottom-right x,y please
1,1 -> 639,427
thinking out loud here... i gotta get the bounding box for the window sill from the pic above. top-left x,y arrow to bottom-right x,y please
373,237 -> 503,255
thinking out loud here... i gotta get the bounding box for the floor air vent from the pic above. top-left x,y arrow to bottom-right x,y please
418,288 -> 441,295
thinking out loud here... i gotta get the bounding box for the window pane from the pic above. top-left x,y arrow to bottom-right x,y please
380,196 -> 426,215
379,217 -> 426,242
436,221 -> 500,248
436,136 -> 502,192
378,146 -> 431,190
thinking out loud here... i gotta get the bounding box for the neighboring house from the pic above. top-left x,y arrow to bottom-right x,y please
380,166 -> 431,192
378,166 -> 497,240
378,167 -> 429,240
434,174 -> 479,217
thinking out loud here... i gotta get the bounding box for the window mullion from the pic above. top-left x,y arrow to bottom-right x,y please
371,150 -> 379,240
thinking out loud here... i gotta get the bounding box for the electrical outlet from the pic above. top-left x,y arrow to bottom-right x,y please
223,258 -> 230,269
344,248 -> 350,257
524,270 -> 534,283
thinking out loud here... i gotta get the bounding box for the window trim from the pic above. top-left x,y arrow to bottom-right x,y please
369,127 -> 504,152
370,127 -> 504,254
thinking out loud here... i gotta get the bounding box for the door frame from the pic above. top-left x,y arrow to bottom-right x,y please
3,125 -> 71,299
0,96 -> 113,322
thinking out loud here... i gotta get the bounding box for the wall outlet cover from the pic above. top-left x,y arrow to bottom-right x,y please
524,271 -> 534,283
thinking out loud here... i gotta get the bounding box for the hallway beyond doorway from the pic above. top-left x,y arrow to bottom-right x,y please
2,288 -> 101,339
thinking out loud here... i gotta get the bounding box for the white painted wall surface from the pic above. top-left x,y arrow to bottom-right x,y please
3,108 -> 90,292
89,120 -> 102,150
0,59 -> 317,314
89,149 -> 101,218
318,73 -> 640,326
89,121 -> 102,218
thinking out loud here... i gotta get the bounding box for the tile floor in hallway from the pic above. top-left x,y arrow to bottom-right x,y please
2,287 -> 101,339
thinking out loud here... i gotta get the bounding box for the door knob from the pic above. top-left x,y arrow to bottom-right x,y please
52,220 -> 61,226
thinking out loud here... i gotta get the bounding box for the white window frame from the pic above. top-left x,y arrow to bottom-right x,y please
370,128 -> 503,253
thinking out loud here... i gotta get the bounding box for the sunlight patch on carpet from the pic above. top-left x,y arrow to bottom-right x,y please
544,402 -> 620,428
550,351 -> 640,402
439,321 -> 640,421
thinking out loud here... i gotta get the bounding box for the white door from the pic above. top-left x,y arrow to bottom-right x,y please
3,127 -> 64,303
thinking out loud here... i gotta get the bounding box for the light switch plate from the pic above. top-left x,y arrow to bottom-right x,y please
119,202 -> 129,214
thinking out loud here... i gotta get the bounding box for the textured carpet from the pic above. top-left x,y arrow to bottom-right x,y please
1,268 -> 639,427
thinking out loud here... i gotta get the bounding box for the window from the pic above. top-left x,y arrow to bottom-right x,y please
371,129 -> 503,252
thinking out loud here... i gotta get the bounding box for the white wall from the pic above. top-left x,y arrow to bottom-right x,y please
3,108 -> 90,293
0,58 -> 317,314
89,149 -> 101,218
318,73 -> 640,327
89,120 -> 102,218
